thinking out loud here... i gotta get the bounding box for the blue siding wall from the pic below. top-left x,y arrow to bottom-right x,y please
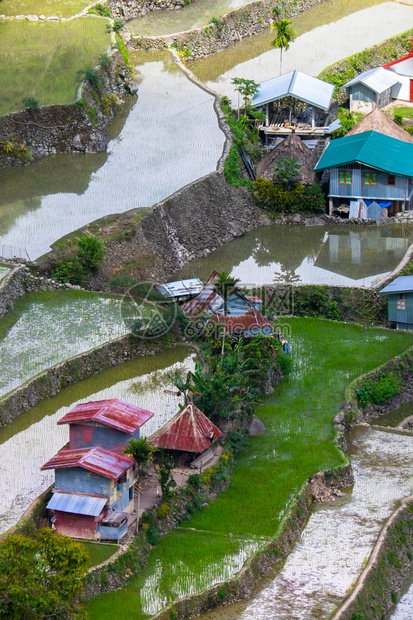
388,293 -> 413,327
329,167 -> 412,201
70,424 -> 139,450
55,467 -> 113,496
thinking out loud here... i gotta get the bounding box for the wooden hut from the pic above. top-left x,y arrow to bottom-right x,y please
255,131 -> 320,184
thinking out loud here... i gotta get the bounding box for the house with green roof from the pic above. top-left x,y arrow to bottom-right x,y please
315,130 -> 413,218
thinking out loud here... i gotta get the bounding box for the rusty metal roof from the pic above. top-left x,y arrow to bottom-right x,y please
150,402 -> 223,453
41,446 -> 133,479
57,399 -> 154,434
211,307 -> 273,334
47,492 -> 108,516
182,270 -> 224,317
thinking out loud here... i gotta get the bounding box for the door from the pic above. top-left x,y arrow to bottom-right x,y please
410,80 -> 413,103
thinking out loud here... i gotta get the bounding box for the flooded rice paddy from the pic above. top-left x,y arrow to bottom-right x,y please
0,51 -> 225,259
199,426 -> 413,620
127,0 -> 249,36
0,266 -> 10,282
0,346 -> 195,534
0,290 -> 131,399
190,2 -> 413,102
177,224 -> 413,287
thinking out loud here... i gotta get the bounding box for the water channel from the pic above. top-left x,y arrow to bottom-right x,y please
0,50 -> 225,259
0,346 -> 195,534
198,425 -> 413,620
177,223 -> 413,287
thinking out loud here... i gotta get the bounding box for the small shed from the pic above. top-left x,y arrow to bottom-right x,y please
157,278 -> 203,300
346,106 -> 413,144
383,39 -> 413,103
379,276 -> 413,330
342,68 -> 400,112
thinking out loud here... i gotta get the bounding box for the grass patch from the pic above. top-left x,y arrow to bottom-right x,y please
79,541 -> 118,568
0,17 -> 110,115
86,318 -> 413,618
0,0 -> 92,18
391,106 -> 413,121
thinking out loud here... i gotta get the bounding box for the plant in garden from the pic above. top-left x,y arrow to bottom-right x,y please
158,451 -> 177,499
270,18 -> 297,75
90,2 -> 112,17
78,235 -> 105,271
356,372 -> 402,408
77,67 -> 101,89
99,52 -> 112,71
231,77 -> 259,119
273,157 -> 301,184
253,177 -> 304,214
300,184 -> 326,213
22,97 -> 39,111
124,437 -> 157,531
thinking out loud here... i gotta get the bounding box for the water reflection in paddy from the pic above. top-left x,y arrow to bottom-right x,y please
190,2 -> 413,102
0,266 -> 10,282
200,425 -> 413,620
0,346 -> 195,534
0,51 -> 225,259
177,224 -> 413,287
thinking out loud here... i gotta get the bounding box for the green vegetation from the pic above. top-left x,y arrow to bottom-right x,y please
80,541 -> 119,567
51,234 -> 105,285
0,0 -> 93,18
0,528 -> 88,618
356,371 -> 403,408
270,18 -> 297,75
87,319 -> 413,618
0,17 -> 110,115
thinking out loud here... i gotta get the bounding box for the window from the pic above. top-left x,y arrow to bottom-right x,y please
397,295 -> 406,311
339,170 -> 352,184
387,175 -> 396,186
364,172 -> 378,185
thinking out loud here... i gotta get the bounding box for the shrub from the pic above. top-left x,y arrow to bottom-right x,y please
78,67 -> 101,89
78,235 -> 105,271
300,184 -> 326,213
146,526 -> 160,545
89,2 -> 112,17
277,351 -> 293,375
51,259 -> 85,285
394,112 -> 403,126
157,502 -> 170,519
141,511 -> 154,525
187,474 -> 203,490
356,372 -> 402,408
22,97 -> 39,111
99,52 -> 112,71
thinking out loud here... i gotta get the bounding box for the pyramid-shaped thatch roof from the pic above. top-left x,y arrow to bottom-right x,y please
255,132 -> 319,184
150,402 -> 223,453
347,107 -> 413,143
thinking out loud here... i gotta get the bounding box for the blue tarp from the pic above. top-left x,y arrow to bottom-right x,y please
363,199 -> 392,209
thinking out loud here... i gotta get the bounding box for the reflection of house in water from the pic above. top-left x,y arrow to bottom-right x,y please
315,231 -> 410,280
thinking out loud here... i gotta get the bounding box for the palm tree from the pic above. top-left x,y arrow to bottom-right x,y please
123,437 -> 157,532
213,271 -> 240,356
270,19 -> 297,75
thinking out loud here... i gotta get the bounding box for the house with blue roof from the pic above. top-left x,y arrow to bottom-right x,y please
315,130 -> 413,218
379,276 -> 413,330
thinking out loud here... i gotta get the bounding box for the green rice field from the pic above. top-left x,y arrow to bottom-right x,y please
0,17 -> 110,115
0,0 -> 92,18
87,318 -> 413,619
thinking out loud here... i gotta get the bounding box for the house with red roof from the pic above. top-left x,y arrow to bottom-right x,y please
383,39 -> 413,103
41,399 -> 153,540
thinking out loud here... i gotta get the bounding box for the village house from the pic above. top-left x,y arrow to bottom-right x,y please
41,399 -> 154,540
315,121 -> 413,218
379,275 -> 413,331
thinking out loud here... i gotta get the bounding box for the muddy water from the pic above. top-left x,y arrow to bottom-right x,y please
190,2 -> 413,103
199,425 -> 413,620
127,0 -> 249,36
0,51 -> 225,260
177,224 -> 413,287
0,346 -> 195,534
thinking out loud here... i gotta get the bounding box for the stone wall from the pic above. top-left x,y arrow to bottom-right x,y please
0,263 -> 73,318
0,52 -> 135,168
128,0 -> 324,59
0,332 -> 184,427
107,0 -> 196,20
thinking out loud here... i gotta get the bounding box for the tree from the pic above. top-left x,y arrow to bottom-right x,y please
231,77 -> 260,120
158,451 -> 177,499
213,271 -> 240,356
270,19 -> 297,75
123,437 -> 157,531
0,528 -> 88,619
273,157 -> 301,184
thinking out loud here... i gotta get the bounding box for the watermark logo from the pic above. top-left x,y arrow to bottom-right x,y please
121,282 -> 178,339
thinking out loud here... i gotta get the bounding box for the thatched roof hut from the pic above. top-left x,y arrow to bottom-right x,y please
255,132 -> 320,184
347,106 -> 413,143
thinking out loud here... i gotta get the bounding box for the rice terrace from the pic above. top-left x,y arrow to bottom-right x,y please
1,0 -> 413,619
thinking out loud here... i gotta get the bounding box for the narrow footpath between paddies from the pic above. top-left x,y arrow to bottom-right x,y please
86,318 -> 413,619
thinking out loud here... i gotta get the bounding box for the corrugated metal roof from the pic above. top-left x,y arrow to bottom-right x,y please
251,70 -> 334,111
182,271 -> 224,317
157,278 -> 203,298
211,307 -> 273,334
57,399 -> 154,434
343,67 -> 400,94
315,130 -> 413,177
379,275 -> 413,295
47,492 -> 108,516
151,402 -> 223,453
41,446 -> 133,479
